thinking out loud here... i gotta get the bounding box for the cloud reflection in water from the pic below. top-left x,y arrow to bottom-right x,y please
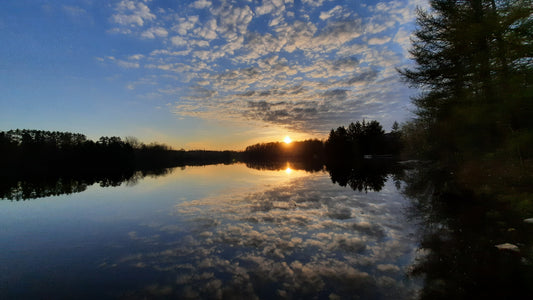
117,171 -> 420,299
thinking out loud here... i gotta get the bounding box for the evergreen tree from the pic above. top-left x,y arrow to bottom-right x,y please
400,0 -> 532,162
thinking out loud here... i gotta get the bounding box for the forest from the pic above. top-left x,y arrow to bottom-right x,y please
243,120 -> 402,162
397,2 -> 533,297
398,0 -> 532,197
0,129 -> 238,175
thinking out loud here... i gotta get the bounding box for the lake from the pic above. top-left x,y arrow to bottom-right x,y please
0,162 -> 424,299
5,161 -> 532,299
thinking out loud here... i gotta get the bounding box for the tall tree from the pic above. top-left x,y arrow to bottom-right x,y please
400,0 -> 532,162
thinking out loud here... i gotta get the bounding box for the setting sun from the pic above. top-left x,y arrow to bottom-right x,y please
284,136 -> 292,144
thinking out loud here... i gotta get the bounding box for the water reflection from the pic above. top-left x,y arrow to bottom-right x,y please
246,159 -> 403,193
402,162 -> 533,299
326,160 -> 403,192
0,168 -> 173,200
0,162 -> 420,299
108,171 -> 419,299
244,160 -> 324,172
2,159 -> 532,298
1,160 -> 402,200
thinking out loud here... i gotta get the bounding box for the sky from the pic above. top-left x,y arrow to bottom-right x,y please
0,0 -> 428,150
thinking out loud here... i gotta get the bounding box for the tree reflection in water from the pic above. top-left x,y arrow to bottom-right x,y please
2,160 -> 405,201
1,161 -> 420,299
402,162 -> 533,299
0,168 -> 172,201
246,159 -> 403,193
326,160 -> 403,192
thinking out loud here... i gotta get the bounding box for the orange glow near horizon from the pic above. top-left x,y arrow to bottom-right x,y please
284,136 -> 292,144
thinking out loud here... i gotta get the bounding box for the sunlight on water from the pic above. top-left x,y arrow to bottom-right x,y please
0,163 -> 420,299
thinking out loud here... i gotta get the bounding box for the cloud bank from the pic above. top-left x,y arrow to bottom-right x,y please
104,0 -> 427,134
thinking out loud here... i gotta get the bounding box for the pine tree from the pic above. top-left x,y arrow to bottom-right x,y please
400,0 -> 532,162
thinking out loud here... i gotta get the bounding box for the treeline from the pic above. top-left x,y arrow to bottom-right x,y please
243,120 -> 402,162
0,129 -> 238,175
325,120 -> 402,160
243,139 -> 324,161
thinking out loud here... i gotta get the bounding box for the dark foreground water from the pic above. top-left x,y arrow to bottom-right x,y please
2,162 -> 532,299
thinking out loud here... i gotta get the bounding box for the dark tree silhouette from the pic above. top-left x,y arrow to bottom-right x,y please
399,0 -> 533,163
325,120 -> 401,161
243,139 -> 325,162
0,129 -> 240,191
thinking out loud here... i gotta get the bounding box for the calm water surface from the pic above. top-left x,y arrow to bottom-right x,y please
0,163 -> 421,299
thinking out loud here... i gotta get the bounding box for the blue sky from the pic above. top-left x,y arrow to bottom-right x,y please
0,0 -> 427,150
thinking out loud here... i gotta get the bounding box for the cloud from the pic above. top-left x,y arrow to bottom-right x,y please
141,27 -> 168,39
103,0 -> 419,134
256,0 -> 287,16
393,27 -> 412,57
302,0 -> 329,7
319,5 -> 344,20
173,15 -> 199,35
211,3 -> 253,36
170,36 -> 187,46
62,5 -> 87,17
111,0 -> 155,27
312,19 -> 364,51
368,36 -> 392,45
128,54 -> 145,60
194,18 -> 217,40
117,60 -> 140,68
191,0 -> 212,9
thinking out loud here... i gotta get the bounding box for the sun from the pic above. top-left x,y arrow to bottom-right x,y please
284,136 -> 292,144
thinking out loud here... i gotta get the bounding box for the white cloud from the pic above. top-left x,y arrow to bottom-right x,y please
319,5 -> 343,20
256,0 -> 286,16
191,0 -> 212,9
117,60 -> 140,68
368,36 -> 391,45
62,5 -> 87,17
212,4 -> 253,36
302,0 -> 328,7
194,18 -> 217,40
173,16 -> 199,35
129,54 -> 145,60
393,27 -> 412,56
111,0 -> 156,27
102,0 -> 419,133
313,19 -> 363,50
141,27 -> 168,39
170,36 -> 187,46
150,49 -> 191,56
